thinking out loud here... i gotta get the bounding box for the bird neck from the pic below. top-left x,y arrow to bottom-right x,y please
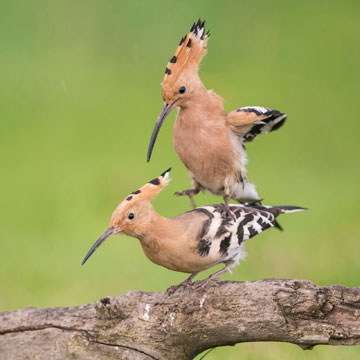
179,88 -> 225,121
138,211 -> 181,246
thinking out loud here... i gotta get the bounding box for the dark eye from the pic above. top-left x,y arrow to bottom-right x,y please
179,86 -> 186,94
128,213 -> 135,220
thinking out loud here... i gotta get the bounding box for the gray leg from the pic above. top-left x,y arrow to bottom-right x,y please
174,189 -> 200,208
217,195 -> 236,220
166,272 -> 199,295
195,261 -> 236,288
174,178 -> 203,208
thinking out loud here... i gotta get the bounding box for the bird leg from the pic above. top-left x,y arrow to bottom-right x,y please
166,272 -> 199,295
174,189 -> 200,208
194,261 -> 236,289
218,195 -> 236,220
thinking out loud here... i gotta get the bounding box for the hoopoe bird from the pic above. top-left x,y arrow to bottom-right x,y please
82,169 -> 305,288
147,20 -> 287,216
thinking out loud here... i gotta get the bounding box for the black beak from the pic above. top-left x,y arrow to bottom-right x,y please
147,101 -> 177,162
81,226 -> 116,265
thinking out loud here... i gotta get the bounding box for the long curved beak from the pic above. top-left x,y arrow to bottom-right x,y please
147,101 -> 177,162
81,226 -> 116,265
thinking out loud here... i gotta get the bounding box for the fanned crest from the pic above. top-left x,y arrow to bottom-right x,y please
110,168 -> 171,220
123,168 -> 170,202
163,19 -> 210,85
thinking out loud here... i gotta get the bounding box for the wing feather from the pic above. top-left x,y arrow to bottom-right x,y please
226,106 -> 287,142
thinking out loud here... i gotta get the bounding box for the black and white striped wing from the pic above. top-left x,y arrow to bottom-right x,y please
231,205 -> 276,240
227,106 -> 287,143
191,205 -> 277,266
240,106 -> 287,142
190,204 -> 304,269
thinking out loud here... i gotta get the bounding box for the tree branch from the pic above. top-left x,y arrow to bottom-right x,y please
1,279 -> 359,359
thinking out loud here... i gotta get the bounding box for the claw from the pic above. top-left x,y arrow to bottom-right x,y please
174,189 -> 199,208
193,279 -> 210,289
217,203 -> 236,220
166,284 -> 184,295
193,277 -> 222,290
166,272 -> 199,295
220,195 -> 236,220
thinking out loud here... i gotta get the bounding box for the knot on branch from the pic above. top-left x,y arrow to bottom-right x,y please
274,280 -> 334,320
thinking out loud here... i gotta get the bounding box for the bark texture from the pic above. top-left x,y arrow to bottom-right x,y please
1,279 -> 359,360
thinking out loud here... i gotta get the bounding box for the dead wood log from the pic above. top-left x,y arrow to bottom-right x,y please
1,279 -> 359,359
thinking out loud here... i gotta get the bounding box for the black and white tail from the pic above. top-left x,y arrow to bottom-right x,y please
252,205 -> 307,216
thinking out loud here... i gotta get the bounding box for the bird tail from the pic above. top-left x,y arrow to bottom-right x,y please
274,220 -> 283,231
275,206 -> 307,213
251,205 -> 306,230
253,205 -> 307,217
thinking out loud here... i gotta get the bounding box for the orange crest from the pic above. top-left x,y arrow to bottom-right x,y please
108,168 -> 171,228
163,19 -> 209,88
114,168 -> 171,211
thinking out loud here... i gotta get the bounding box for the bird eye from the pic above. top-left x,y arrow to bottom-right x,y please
179,86 -> 186,94
128,213 -> 135,220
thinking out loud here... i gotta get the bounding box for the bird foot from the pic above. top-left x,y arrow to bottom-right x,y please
193,277 -> 222,290
167,277 -> 223,294
166,277 -> 194,295
166,284 -> 183,295
193,279 -> 210,290
217,203 -> 236,220
174,189 -> 199,208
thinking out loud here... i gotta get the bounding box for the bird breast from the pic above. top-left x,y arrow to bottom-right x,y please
173,111 -> 246,192
138,215 -> 224,273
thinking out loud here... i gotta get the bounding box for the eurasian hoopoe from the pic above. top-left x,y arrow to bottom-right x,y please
147,20 -> 287,216
82,169 -> 305,288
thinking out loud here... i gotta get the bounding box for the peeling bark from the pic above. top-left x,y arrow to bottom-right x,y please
1,279 -> 359,359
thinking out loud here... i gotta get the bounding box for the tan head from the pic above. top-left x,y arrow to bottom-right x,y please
81,168 -> 171,265
147,19 -> 210,162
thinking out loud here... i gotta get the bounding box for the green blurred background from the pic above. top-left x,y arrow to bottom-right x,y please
1,0 -> 359,358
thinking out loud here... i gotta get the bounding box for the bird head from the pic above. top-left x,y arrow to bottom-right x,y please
81,168 -> 171,265
147,19 -> 210,162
